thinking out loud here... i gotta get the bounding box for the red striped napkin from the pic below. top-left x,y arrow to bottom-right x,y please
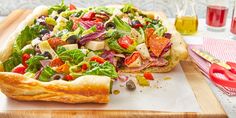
188,37 -> 236,96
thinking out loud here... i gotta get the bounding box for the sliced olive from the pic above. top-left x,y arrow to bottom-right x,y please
66,35 -> 78,44
40,29 -> 50,35
126,80 -> 136,91
54,16 -> 58,20
51,74 -> 64,80
117,58 -> 124,69
105,22 -> 116,30
42,51 -> 52,59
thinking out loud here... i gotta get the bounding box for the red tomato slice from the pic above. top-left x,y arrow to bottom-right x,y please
12,66 -> 26,74
50,58 -> 64,67
125,51 -> 140,65
48,38 -> 66,49
69,4 -> 76,10
81,12 -> 96,21
81,64 -> 88,71
149,34 -> 170,57
64,75 -> 73,81
144,72 -> 154,80
90,56 -> 105,64
22,53 -> 31,67
118,36 -> 134,49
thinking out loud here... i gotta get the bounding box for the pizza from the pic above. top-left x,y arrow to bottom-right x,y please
0,2 -> 187,103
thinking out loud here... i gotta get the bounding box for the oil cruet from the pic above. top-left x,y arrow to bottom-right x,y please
175,0 -> 198,35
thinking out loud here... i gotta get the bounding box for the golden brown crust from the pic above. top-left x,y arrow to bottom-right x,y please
0,6 -> 110,103
0,73 -> 110,103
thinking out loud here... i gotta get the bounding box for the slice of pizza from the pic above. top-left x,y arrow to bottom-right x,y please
0,2 -> 187,103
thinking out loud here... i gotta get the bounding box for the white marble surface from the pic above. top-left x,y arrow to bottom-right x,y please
0,16 -> 235,117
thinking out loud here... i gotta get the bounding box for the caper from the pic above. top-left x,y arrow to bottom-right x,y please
126,80 -> 136,91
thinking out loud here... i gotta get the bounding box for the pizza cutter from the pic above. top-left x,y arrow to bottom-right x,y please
192,48 -> 236,88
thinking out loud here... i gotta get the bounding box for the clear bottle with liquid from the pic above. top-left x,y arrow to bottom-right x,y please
174,0 -> 198,35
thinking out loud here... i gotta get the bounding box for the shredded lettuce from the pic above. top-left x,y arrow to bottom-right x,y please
85,61 -> 118,79
81,26 -> 97,36
59,49 -> 86,64
48,0 -> 68,15
38,66 -> 56,82
26,55 -> 45,73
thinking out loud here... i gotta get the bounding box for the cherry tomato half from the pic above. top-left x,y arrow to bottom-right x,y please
90,56 -> 105,64
12,66 -> 26,74
22,53 -> 31,67
118,36 -> 134,49
64,75 -> 73,81
144,72 -> 154,80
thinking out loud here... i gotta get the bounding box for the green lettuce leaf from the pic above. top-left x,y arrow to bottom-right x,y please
3,52 -> 21,72
120,3 -> 137,13
85,61 -> 118,79
38,66 -> 56,82
94,6 -> 114,15
48,0 -> 68,15
113,16 -> 131,32
106,30 -> 135,53
59,49 -> 86,64
56,46 -> 67,55
26,55 -> 45,73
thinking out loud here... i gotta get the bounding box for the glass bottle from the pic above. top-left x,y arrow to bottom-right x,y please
174,0 -> 198,35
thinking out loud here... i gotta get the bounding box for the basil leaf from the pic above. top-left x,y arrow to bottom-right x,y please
26,56 -> 45,73
59,49 -> 86,64
38,66 -> 56,82
85,61 -> 118,79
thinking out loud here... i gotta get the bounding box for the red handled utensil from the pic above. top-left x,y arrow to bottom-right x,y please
192,48 -> 236,88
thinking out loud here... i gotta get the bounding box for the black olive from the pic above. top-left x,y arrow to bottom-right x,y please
105,22 -> 116,30
42,51 -> 52,59
126,80 -> 136,91
131,20 -> 142,28
117,58 -> 124,69
66,35 -> 78,44
51,74 -> 64,80
54,16 -> 58,20
40,29 -> 50,35
57,9 -> 64,14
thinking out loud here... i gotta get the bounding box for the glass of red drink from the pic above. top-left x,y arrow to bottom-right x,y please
206,1 -> 229,31
231,1 -> 236,36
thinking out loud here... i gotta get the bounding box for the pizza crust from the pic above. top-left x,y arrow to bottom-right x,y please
121,11 -> 188,73
0,5 -> 187,103
0,6 -> 110,103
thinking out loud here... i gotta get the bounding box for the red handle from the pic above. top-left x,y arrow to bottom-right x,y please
209,64 -> 236,88
227,61 -> 236,74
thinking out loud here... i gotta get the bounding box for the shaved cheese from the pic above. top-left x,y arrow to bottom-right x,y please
85,41 -> 105,51
136,43 -> 150,59
38,41 -> 57,58
62,44 -> 78,50
31,37 -> 41,46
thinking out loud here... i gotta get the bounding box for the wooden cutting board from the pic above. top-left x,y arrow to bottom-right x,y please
0,10 -> 227,118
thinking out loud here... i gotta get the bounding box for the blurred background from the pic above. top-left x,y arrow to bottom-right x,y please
0,0 -> 234,18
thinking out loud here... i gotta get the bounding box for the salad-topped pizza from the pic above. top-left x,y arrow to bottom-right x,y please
0,1 -> 187,103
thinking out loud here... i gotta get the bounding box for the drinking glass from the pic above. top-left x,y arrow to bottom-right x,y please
206,0 -> 229,31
